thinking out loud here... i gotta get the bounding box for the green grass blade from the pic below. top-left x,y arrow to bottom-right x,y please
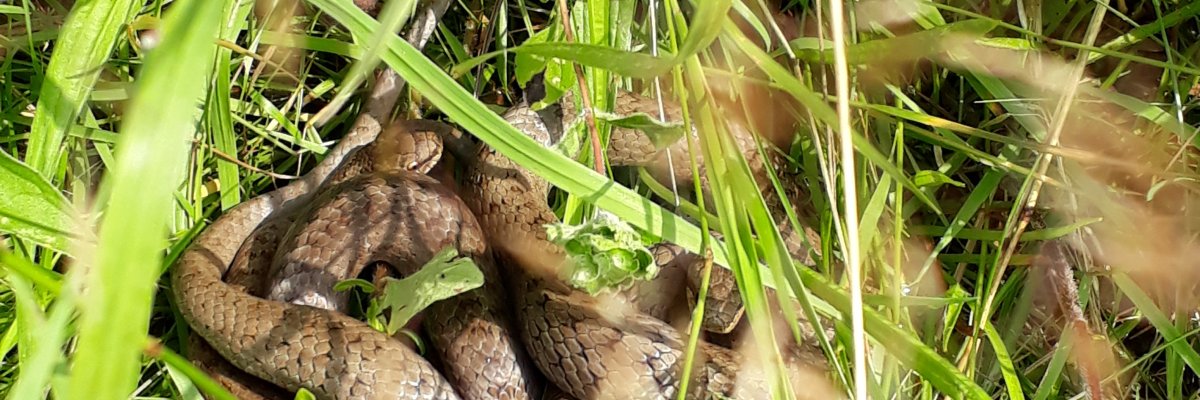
66,0 -> 225,398
1110,273 -> 1200,377
310,0 -> 731,266
1086,1 -> 1200,61
0,247 -> 64,294
722,23 -> 944,216
5,274 -> 74,400
25,0 -> 139,181
452,42 -> 673,79
151,338 -> 237,400
983,319 -> 1025,400
452,0 -> 731,80
787,19 -> 997,65
1030,338 -> 1071,400
206,0 -> 255,212
913,218 -> 1102,242
311,2 -> 989,398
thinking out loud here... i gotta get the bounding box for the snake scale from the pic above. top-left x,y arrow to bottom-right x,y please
172,91 -> 827,399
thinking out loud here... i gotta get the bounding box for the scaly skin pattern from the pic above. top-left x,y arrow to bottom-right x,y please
178,93 -> 828,399
172,117 -> 462,400
262,170 -> 540,400
570,92 -> 829,346
462,104 -> 823,399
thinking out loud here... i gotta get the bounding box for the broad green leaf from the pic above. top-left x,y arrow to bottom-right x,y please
547,211 -> 657,295
0,149 -> 80,254
597,111 -> 688,148
513,22 -> 560,87
293,388 -> 317,400
374,247 -> 484,335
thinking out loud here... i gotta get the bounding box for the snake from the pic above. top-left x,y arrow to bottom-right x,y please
172,117 -> 482,399
171,90 -> 828,399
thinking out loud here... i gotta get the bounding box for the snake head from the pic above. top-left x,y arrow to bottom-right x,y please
371,119 -> 469,174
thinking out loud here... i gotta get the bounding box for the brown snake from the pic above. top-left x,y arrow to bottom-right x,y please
172,92 -> 827,399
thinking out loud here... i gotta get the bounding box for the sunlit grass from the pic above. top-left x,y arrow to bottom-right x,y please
2,0 -> 1200,399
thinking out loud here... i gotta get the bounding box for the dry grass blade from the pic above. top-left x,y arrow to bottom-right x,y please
824,1 -> 867,398
1035,240 -> 1111,399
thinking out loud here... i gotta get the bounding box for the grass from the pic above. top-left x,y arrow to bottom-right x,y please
3,0 -> 1200,399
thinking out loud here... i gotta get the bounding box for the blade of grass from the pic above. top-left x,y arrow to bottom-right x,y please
312,2 -> 990,397
146,337 -> 237,400
1086,1 -> 1200,62
823,0 -> 868,395
25,0 -> 139,181
912,218 -> 1102,242
5,273 -> 74,400
66,0 -> 225,398
1110,273 -> 1200,376
983,319 -> 1026,400
313,0 -> 417,125
206,0 -> 255,212
0,247 -> 64,294
1030,335 -> 1072,400
680,48 -> 797,398
451,0 -> 732,80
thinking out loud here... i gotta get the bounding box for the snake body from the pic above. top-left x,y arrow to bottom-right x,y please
174,118 -> 476,399
460,102 -> 820,400
260,147 -> 540,399
173,92 -> 826,399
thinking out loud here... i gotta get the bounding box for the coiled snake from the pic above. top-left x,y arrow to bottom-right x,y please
171,92 -> 827,399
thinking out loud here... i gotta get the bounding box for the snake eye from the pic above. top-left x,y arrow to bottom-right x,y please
440,273 -> 446,279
